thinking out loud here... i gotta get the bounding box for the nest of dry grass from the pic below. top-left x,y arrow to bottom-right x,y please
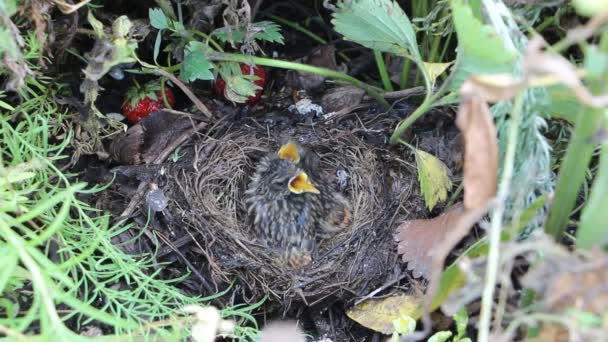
164,126 -> 423,308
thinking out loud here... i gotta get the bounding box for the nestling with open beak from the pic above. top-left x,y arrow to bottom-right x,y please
245,150 -> 321,269
278,141 -> 353,237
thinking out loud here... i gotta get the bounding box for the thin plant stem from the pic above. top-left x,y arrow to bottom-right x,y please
400,58 -> 412,89
206,52 -> 389,108
478,92 -> 524,342
390,37 -> 457,145
265,13 -> 326,44
190,29 -> 224,52
374,51 -> 394,91
264,13 -> 350,62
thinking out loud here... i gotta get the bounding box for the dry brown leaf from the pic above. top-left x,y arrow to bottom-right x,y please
321,85 -> 365,113
523,247 -> 608,315
456,82 -> 499,210
395,204 -> 465,279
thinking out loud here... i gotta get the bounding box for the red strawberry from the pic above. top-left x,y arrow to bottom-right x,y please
214,63 -> 266,105
122,81 -> 175,124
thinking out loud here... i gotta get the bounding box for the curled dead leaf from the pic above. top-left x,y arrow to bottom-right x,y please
456,84 -> 498,210
395,204 -> 465,279
109,111 -> 194,165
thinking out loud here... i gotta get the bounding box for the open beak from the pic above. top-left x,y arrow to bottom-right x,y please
288,172 -> 319,194
278,142 -> 300,163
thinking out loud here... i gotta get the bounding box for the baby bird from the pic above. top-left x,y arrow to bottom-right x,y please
245,150 -> 321,268
278,142 -> 352,237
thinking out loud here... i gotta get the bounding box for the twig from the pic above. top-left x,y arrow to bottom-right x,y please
379,86 -> 426,100
478,93 -> 524,342
53,0 -> 90,13
153,68 -> 213,118
136,58 -> 213,118
552,12 -> 608,53
355,273 -> 407,305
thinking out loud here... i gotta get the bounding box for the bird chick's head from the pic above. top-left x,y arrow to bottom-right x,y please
254,157 -> 319,198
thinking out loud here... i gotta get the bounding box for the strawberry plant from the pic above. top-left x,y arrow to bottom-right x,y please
214,62 -> 266,105
122,80 -> 175,123
148,7 -> 279,105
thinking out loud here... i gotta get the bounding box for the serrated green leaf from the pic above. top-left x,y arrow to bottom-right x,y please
251,21 -> 284,44
225,75 -> 260,102
213,21 -> 284,45
331,0 -> 419,60
217,62 -> 260,103
181,41 -> 214,82
414,149 -> 452,210
149,8 -> 168,30
448,0 -> 517,91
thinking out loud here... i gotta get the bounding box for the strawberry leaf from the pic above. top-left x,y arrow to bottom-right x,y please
331,0 -> 420,61
446,0 -> 517,92
217,62 -> 260,103
181,41 -> 214,82
213,21 -> 284,45
149,8 -> 168,30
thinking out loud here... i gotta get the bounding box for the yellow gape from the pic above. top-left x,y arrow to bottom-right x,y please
288,172 -> 320,194
278,142 -> 300,163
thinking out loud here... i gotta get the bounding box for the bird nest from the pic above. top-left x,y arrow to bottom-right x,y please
164,126 -> 423,309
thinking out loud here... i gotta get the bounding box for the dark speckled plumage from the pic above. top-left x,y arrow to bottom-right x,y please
245,154 -> 322,268
285,143 -> 353,237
